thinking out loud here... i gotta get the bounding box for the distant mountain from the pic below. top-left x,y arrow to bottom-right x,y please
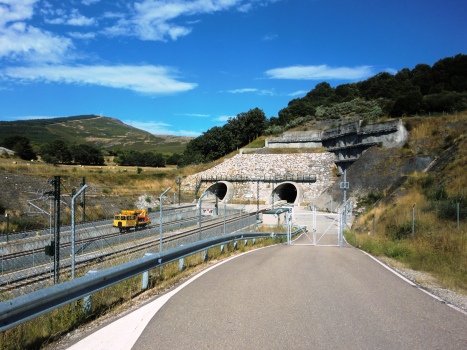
0,115 -> 193,153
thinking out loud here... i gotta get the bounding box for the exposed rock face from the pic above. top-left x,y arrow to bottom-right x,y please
182,153 -> 337,204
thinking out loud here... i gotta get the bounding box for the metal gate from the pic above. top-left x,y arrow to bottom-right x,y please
291,208 -> 342,247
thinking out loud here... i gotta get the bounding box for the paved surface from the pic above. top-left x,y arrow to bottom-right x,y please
67,210 -> 467,350
130,237 -> 466,349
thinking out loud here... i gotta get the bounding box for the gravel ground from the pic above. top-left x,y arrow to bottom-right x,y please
379,256 -> 467,313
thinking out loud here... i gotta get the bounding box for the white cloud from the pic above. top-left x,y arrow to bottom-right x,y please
265,65 -> 374,80
67,31 -> 96,39
45,9 -> 97,26
102,12 -> 125,19
385,68 -> 397,75
82,0 -> 100,5
0,0 -> 37,27
237,3 -> 252,12
226,88 -> 274,95
227,88 -> 258,93
0,23 -> 73,62
179,113 -> 210,117
2,64 -> 198,95
288,90 -> 307,96
101,0 -> 280,41
262,34 -> 277,41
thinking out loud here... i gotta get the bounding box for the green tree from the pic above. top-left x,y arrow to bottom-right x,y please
40,140 -> 72,164
1,135 -> 37,160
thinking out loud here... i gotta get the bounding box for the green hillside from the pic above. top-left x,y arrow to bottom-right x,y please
0,115 -> 192,153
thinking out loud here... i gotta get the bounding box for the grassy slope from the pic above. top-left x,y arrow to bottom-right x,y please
0,116 -> 191,154
348,111 -> 467,293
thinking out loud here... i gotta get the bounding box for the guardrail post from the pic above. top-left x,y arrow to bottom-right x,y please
179,258 -> 184,272
82,270 -> 98,314
220,244 -> 225,254
203,250 -> 207,262
244,239 -> 248,246
234,241 -> 238,250
253,239 -> 256,245
142,253 -> 154,290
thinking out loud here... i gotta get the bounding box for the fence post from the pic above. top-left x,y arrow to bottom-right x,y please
457,201 -> 460,230
82,270 -> 99,314
373,214 -> 375,237
412,203 -> 416,238
142,253 -> 154,290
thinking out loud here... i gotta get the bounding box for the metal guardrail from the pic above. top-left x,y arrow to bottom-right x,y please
0,227 -> 305,332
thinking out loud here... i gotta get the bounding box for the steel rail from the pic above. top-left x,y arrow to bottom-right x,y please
0,227 -> 306,332
0,211 -> 264,292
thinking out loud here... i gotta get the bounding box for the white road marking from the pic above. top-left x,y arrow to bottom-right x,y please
357,248 -> 467,316
67,245 -> 276,350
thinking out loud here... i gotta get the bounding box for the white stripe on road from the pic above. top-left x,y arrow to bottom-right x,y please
67,245 -> 276,350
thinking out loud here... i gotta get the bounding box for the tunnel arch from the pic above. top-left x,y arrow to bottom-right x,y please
205,181 -> 234,203
267,182 -> 303,205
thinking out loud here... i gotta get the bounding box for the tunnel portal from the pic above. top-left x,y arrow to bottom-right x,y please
273,183 -> 298,203
205,182 -> 231,202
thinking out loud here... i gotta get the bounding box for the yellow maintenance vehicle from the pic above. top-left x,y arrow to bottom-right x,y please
113,209 -> 151,232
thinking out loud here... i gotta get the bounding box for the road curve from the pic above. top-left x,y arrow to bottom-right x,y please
68,234 -> 467,350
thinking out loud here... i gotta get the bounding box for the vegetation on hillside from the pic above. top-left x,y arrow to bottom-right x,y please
348,111 -> 467,292
0,115 -> 191,155
180,53 -> 467,166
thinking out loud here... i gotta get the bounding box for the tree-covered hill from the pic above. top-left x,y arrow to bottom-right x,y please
179,53 -> 467,166
0,115 -> 192,154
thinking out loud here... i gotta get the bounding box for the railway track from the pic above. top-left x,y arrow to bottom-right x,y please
0,210 -> 265,293
2,213 -> 215,262
1,204 -> 197,242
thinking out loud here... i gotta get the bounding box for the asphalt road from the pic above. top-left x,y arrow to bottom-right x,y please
131,235 -> 467,349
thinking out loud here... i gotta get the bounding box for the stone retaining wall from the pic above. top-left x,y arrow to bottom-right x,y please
182,153 -> 337,203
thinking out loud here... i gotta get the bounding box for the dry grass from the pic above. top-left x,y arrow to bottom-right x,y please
0,235 -> 281,350
349,175 -> 467,294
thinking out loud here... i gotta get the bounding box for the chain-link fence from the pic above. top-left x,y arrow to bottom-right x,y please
0,178 -> 262,299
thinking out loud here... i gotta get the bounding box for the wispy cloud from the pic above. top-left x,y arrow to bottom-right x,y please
82,0 -> 100,5
0,22 -> 73,63
265,65 -> 374,80
100,0 -> 281,41
1,65 -> 198,95
385,68 -> 397,75
67,32 -> 96,39
227,88 -> 258,93
178,113 -> 210,117
225,88 -> 274,96
45,9 -> 97,26
262,34 -> 277,41
288,90 -> 307,96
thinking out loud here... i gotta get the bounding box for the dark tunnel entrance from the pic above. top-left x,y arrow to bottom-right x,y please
273,183 -> 298,204
206,182 -> 228,201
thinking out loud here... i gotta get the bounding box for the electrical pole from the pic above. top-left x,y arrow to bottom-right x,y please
53,176 -> 61,284
175,177 -> 182,206
80,177 -> 86,222
215,177 -> 219,216
340,169 -> 349,229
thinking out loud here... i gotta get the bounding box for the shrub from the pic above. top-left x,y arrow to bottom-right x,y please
102,188 -> 110,194
361,118 -> 369,127
386,219 -> 421,240
137,167 -> 143,174
145,196 -> 151,203
404,121 -> 413,131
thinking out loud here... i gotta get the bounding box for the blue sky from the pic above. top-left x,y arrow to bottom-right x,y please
0,0 -> 466,137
